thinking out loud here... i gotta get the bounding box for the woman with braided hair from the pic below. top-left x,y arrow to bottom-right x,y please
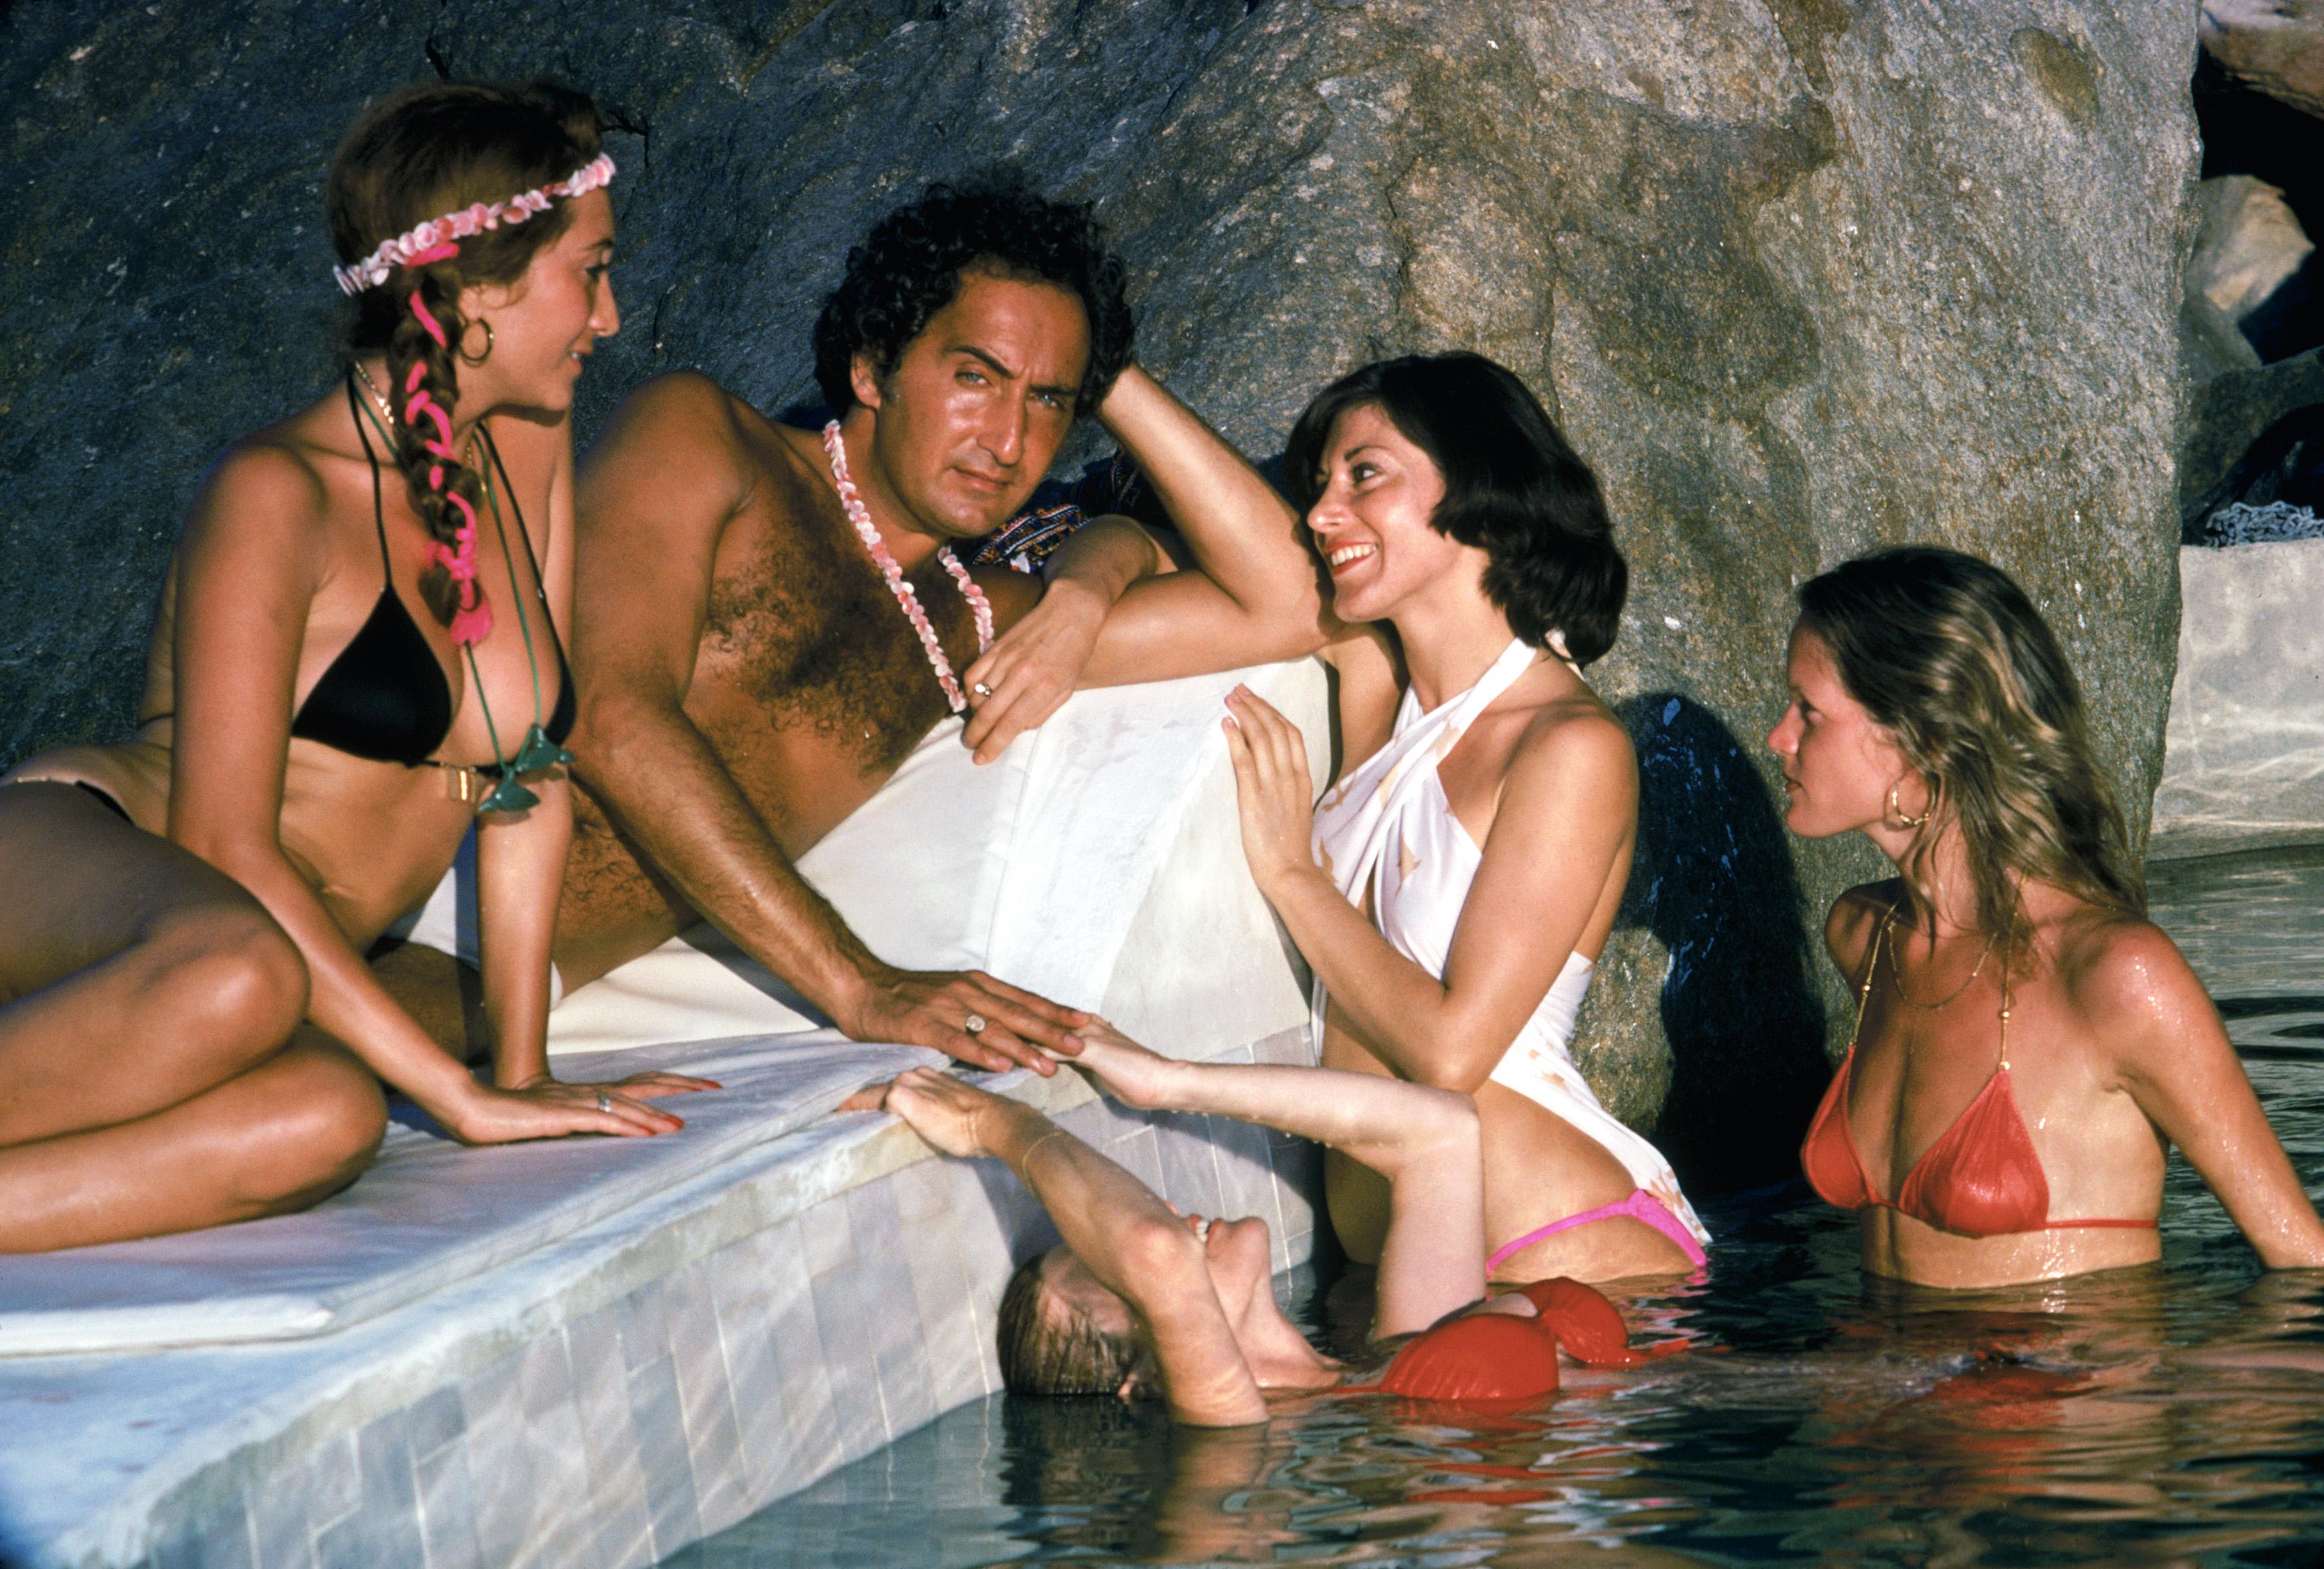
0,81 -> 707,1253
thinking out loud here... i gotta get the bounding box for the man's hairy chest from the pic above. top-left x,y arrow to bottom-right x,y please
695,497 -> 980,776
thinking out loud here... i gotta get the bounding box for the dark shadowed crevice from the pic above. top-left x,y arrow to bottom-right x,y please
423,1 -> 452,82
1620,694 -> 1829,1193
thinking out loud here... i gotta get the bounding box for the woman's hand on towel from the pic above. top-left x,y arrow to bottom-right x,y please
515,1067 -> 721,1105
959,576 -> 1110,765
877,1065 -> 1015,1159
442,1076 -> 696,1143
1054,1021 -> 1184,1112
1223,685 -> 1319,895
844,963 -> 1088,1076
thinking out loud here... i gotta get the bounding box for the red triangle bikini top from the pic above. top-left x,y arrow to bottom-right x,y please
1800,905 -> 2156,1238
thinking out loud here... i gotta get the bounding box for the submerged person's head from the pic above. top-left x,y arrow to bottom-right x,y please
996,1214 -> 1281,1398
811,171 -> 1135,541
1282,353 -> 1627,662
1768,545 -> 2143,943
329,81 -> 617,624
997,1247 -> 1145,1396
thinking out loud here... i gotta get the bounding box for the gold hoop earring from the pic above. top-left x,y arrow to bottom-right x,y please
1886,780 -> 1930,829
457,317 -> 494,367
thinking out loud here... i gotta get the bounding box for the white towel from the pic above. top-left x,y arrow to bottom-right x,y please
404,661 -> 1323,1054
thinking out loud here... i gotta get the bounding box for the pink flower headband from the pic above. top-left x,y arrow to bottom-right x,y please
332,152 -> 617,295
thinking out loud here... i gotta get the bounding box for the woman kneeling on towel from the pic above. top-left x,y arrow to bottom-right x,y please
0,82 -> 706,1254
1774,546 -> 2324,1287
1206,353 -> 1706,1282
862,1025 -> 1666,1425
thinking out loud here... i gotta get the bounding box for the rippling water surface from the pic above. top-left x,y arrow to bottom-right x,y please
673,847 -> 2324,1566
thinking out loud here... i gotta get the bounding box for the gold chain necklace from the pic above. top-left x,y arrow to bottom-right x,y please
350,362 -> 487,469
1885,911 -> 1999,1011
350,360 -> 398,432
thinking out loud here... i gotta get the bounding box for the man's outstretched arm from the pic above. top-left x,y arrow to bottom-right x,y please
569,373 -> 1080,1072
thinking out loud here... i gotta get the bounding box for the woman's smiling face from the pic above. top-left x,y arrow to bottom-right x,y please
1302,402 -> 1470,623
461,189 -> 620,415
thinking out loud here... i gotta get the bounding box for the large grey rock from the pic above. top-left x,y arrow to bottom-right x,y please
0,0 -> 2196,1185
2189,175 -> 2312,322
2181,288 -> 2264,402
2200,0 -> 2324,118
2153,538 -> 2324,857
2183,345 -> 2324,527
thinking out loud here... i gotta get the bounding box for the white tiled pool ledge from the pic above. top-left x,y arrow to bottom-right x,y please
5,1025 -> 1318,1569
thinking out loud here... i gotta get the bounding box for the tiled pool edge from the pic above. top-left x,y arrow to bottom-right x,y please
39,1027 -> 1317,1569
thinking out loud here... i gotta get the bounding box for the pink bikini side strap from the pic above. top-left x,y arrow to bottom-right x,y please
1485,1189 -> 1708,1276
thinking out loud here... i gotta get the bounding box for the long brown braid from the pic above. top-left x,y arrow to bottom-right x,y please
327,82 -> 602,627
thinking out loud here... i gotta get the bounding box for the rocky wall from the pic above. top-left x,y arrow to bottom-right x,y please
0,0 -> 2198,1185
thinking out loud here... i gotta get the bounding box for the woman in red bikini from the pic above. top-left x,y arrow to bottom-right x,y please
1771,546 -> 2324,1289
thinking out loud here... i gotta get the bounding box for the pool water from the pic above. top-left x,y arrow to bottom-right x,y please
672,847 -> 2324,1567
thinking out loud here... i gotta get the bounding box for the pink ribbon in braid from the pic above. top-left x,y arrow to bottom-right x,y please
409,289 -> 452,351
405,392 -> 456,456
433,491 -> 495,646
396,335 -> 495,645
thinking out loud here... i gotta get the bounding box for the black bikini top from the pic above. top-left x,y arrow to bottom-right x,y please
290,379 -> 574,766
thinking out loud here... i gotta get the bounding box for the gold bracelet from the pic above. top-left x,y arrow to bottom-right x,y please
1017,1127 -> 1074,1176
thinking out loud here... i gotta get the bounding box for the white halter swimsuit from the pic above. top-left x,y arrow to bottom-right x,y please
1309,639 -> 1709,1270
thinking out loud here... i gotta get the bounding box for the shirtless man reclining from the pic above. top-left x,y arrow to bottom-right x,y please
382,172 -> 1325,1072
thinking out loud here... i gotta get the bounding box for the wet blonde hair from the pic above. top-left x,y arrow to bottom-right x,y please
1795,546 -> 2143,953
995,1250 -> 1139,1396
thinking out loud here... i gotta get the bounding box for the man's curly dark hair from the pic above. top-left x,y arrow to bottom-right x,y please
812,170 -> 1134,416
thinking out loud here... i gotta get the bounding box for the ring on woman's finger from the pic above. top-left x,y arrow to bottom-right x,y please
596,1092 -> 612,1113
964,1013 -> 987,1035
972,681 -> 993,699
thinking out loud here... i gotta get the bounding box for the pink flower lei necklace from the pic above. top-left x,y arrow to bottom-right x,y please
821,420 -> 993,712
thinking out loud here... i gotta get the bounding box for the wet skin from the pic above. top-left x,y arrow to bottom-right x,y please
869,1023 -> 1485,1425
1769,623 -> 2324,1287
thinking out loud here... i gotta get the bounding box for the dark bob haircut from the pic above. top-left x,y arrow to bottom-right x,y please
1282,353 -> 1627,663
811,169 -> 1134,417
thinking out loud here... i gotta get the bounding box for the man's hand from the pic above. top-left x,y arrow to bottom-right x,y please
838,963 -> 1090,1074
960,578 -> 1110,765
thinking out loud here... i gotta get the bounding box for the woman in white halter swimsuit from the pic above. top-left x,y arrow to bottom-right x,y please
1218,353 -> 1707,1283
